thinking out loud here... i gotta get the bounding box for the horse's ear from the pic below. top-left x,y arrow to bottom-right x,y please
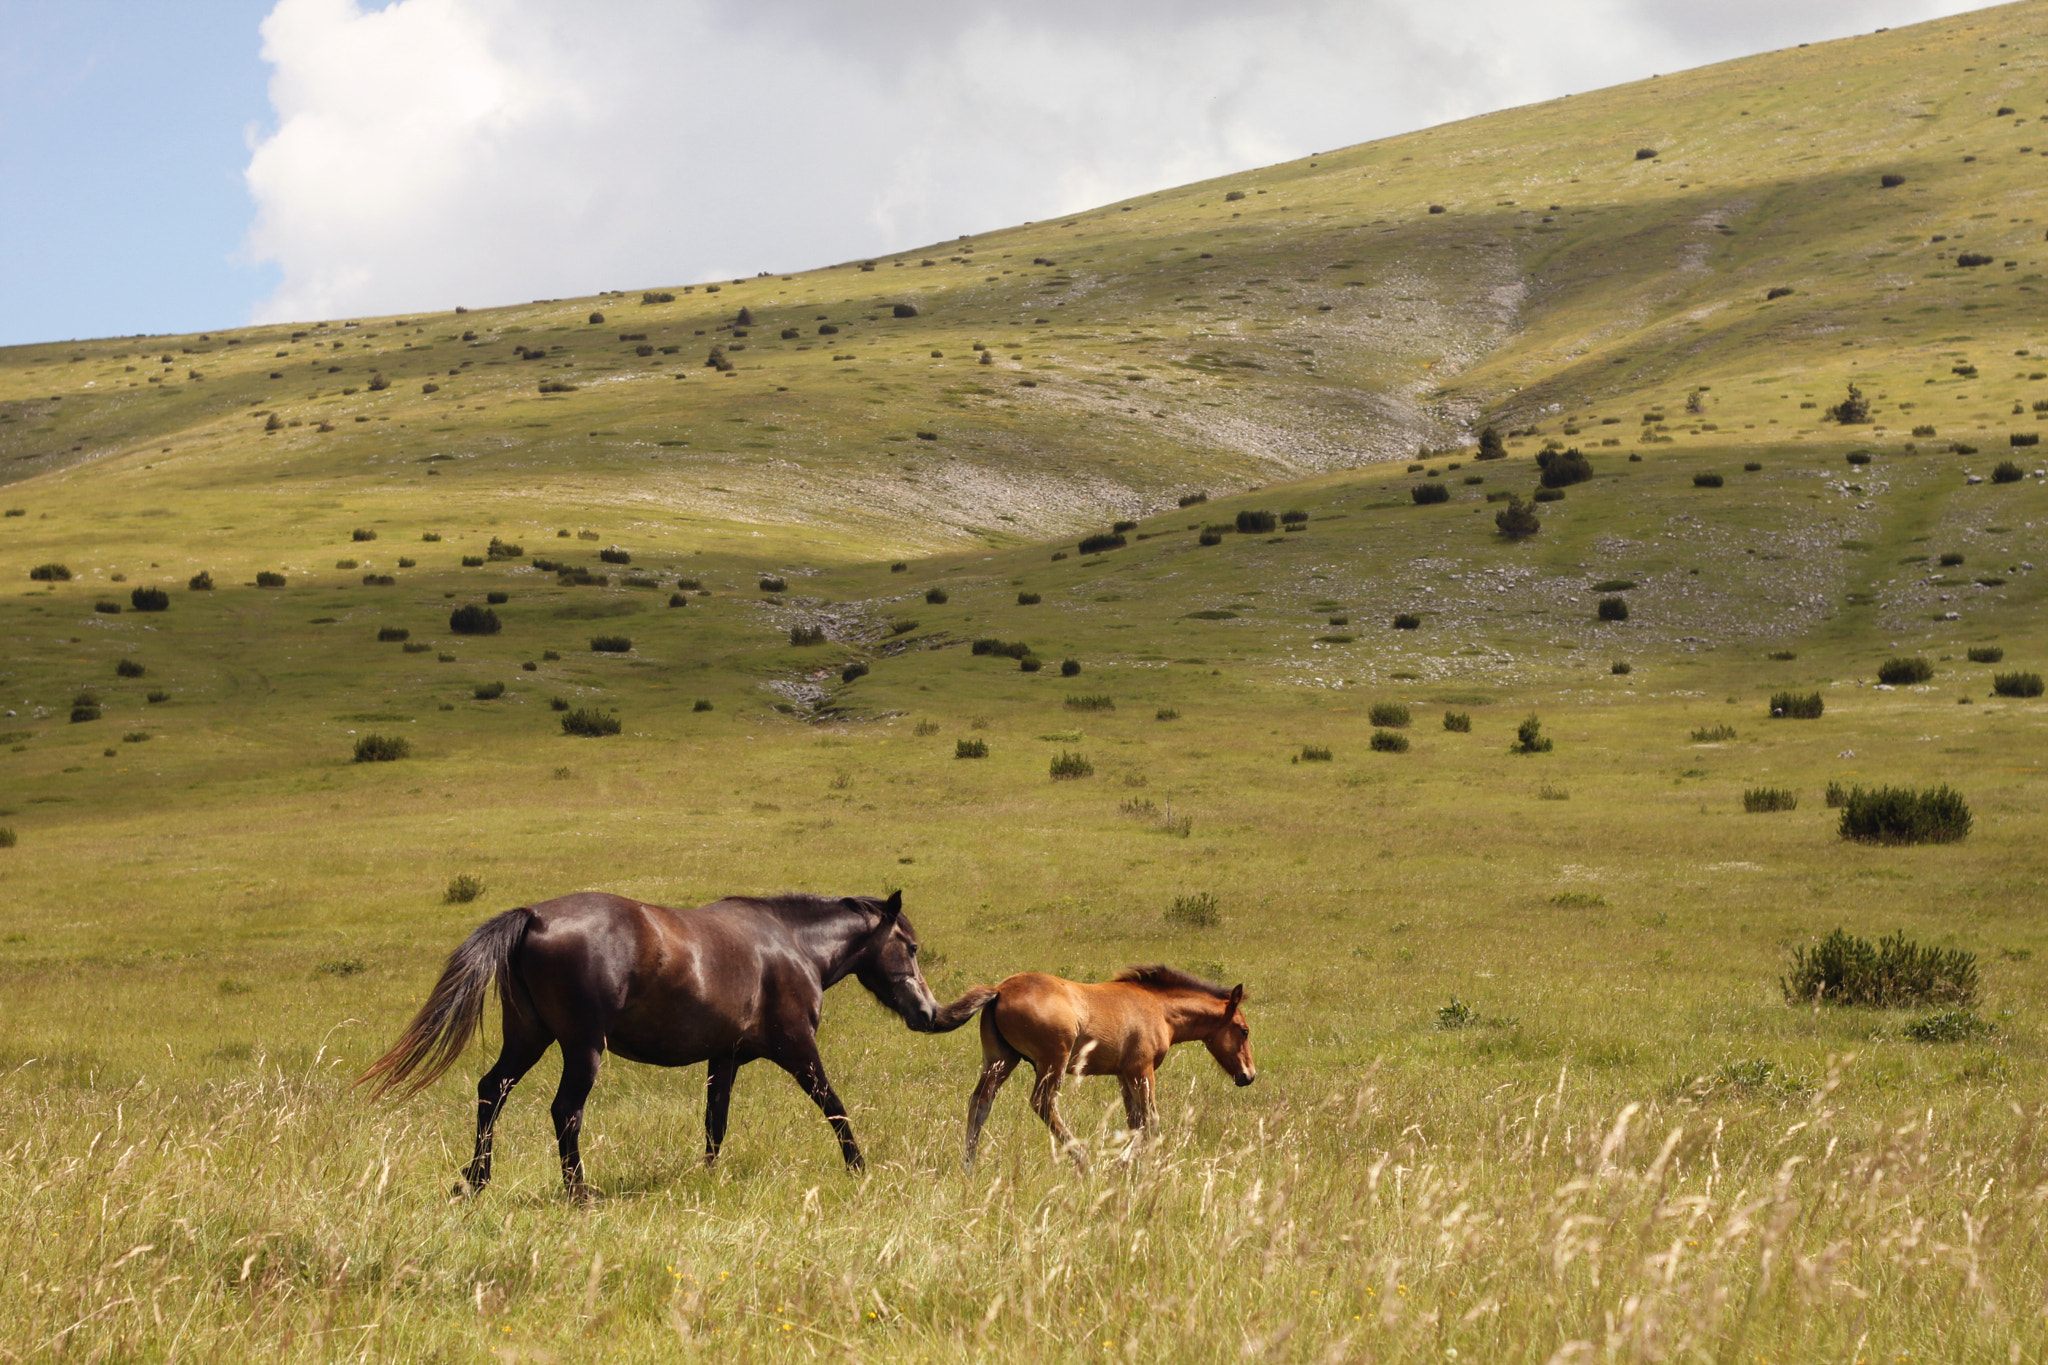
884,889 -> 903,917
1226,984 -> 1245,1012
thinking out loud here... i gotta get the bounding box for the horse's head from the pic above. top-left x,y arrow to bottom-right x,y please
1203,984 -> 1256,1086
844,891 -> 951,1033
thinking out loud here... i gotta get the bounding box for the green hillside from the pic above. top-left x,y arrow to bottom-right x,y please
2,6 -> 2047,1361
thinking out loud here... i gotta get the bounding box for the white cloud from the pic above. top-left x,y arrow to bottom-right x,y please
242,0 -> 1987,323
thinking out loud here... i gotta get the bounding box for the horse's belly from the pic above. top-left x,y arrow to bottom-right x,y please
608,1014 -> 747,1068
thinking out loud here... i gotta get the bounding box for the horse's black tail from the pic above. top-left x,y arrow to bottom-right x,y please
927,985 -> 999,1033
357,908 -> 532,1101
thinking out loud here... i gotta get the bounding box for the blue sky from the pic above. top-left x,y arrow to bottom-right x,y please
0,0 -> 1991,350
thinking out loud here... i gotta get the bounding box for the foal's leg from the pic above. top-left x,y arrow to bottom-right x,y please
1028,1049 -> 1087,1171
703,1054 -> 740,1167
769,1038 -> 864,1172
550,1041 -> 605,1201
1117,1067 -> 1156,1167
964,1054 -> 1018,1171
461,1014 -> 553,1195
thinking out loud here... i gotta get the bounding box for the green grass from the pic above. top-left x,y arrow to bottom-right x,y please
2,6 -> 2048,1358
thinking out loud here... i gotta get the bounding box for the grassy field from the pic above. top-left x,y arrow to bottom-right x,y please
3,4 -> 2048,1361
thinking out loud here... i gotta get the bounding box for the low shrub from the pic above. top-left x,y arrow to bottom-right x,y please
188,571 -> 214,591
1235,510 -> 1277,534
1078,532 -> 1126,555
590,635 -> 632,653
1782,928 -> 1977,1006
955,738 -> 988,759
486,538 -> 523,559
549,697 -> 570,711
1049,751 -> 1093,780
1765,286 -> 1795,300
1411,481 -> 1450,505
449,604 -> 500,635
1165,892 -> 1220,928
1494,494 -> 1540,539
461,556 -> 484,567
146,689 -> 169,703
561,708 -> 622,737
1442,712 -> 1471,732
1156,707 -> 1180,721
1536,447 -> 1592,488
255,571 -> 287,588
28,563 -> 72,583
1693,473 -> 1724,488
1298,745 -> 1333,762
444,873 -> 485,904
1880,173 -> 1906,188
1846,451 -> 1873,467
130,587 -> 169,612
351,528 -> 377,542
1367,701 -> 1410,728
925,587 -> 949,604
1691,723 -> 1736,743
1901,1009 -> 1995,1043
789,624 -> 826,646
115,658 -> 145,678
474,681 -> 505,700
1597,596 -> 1629,622
1392,613 -> 1421,630
1993,461 -> 2025,483
1825,782 -> 1849,808
599,547 -> 632,565
0,828 -> 14,848
402,641 -> 431,653
2013,434 -> 2041,449
1198,531 -> 1224,546
1992,671 -> 2044,697
1512,715 -> 1552,753
1837,785 -> 1972,844
1744,787 -> 1799,813
1877,657 -> 1934,685
1177,492 -> 1208,507
1968,646 -> 2004,664
422,532 -> 442,542
1744,462 -> 1763,472
1770,691 -> 1824,719
693,699 -> 713,712
485,590 -> 509,605
1370,730 -> 1410,753
353,734 -> 410,762
1611,661 -> 1632,675
1957,252 -> 1994,268
1018,656 -> 1043,673
1113,520 -> 1139,533
1017,592 -> 1041,605
95,600 -> 121,614
70,704 -> 100,723
841,661 -> 870,684
1533,488 -> 1566,504
668,593 -> 689,607
377,626 -> 410,642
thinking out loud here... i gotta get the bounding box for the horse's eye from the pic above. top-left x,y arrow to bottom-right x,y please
908,943 -> 919,956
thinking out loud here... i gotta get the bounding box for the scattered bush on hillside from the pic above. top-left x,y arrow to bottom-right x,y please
587,312 -> 604,324
1533,488 -> 1566,503
1165,892 -> 1220,928
1634,147 -> 1658,160
146,689 -> 169,703
1078,531 -> 1127,554
1512,715 -> 1552,753
642,291 -> 674,304
1443,712 -> 1471,732
1612,661 -> 1632,675
1411,481 -> 1450,504
444,873 -> 485,904
668,593 -> 690,607
549,697 -> 570,711
1744,787 -> 1799,813
590,635 -> 632,653
353,734 -> 409,763
255,571 -> 286,588
1016,591 -> 1041,605
1178,492 -> 1208,507
448,605 -> 500,635
598,547 -> 631,565
1880,173 -> 1906,188
29,563 -> 71,582
759,576 -> 786,593
1390,612 -> 1421,630
1198,530 -> 1223,546
1766,286 -> 1795,300
1837,785 -> 1972,845
1957,252 -> 1994,268
1782,928 -> 1976,1007
93,599 -> 121,614
377,626 -> 410,642
1691,723 -> 1736,743
473,681 -> 505,701
1827,383 -> 1871,425
403,642 -> 431,654
130,587 -> 169,612
1367,701 -> 1410,728
1064,694 -> 1114,712
1877,657 -> 1934,685
115,658 -> 144,678
1156,707 -> 1180,721
1281,510 -> 1308,527
1744,462 -> 1764,472
693,699 -> 714,712
955,739 -> 988,759
841,661 -> 870,684
1370,730 -> 1410,753
1494,494 -> 1541,539
1693,473 -> 1724,488
1771,691 -> 1824,719
925,587 -> 949,604
351,528 -> 377,543
1967,646 -> 2004,664
1846,452 -> 1873,467
1537,447 -> 1592,488
1475,427 -> 1506,460
362,573 -> 395,587
1825,782 -> 1849,809
1993,461 -> 2025,483
1235,510 -> 1277,534
1597,596 -> 1629,622
0,828 -> 14,849
1901,1009 -> 1995,1043
561,709 -> 622,737
486,538 -> 523,559
1992,671 -> 2044,698
1297,744 -> 1333,763
1049,751 -> 1093,780
1060,659 -> 1083,677
789,624 -> 825,646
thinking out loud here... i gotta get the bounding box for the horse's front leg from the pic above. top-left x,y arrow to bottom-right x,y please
704,1055 -> 739,1167
770,1039 -> 864,1172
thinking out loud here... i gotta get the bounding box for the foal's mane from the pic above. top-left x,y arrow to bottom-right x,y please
1115,964 -> 1233,998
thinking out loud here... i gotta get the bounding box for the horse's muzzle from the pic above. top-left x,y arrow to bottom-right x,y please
1236,1071 -> 1256,1087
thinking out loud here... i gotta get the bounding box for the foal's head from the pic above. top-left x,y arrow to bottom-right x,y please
842,890 -> 948,1032
1204,984 -> 1256,1087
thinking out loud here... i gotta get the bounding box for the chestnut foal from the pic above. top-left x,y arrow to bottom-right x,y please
964,966 -> 1255,1170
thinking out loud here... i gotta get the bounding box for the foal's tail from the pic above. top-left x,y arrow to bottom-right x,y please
927,985 -> 999,1033
357,908 -> 532,1101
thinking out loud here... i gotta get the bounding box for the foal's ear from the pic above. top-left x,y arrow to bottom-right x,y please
1226,984 -> 1245,1012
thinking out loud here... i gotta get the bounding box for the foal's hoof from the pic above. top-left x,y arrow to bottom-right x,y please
449,1180 -> 480,1201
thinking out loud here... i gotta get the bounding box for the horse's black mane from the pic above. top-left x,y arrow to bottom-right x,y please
1115,964 -> 1232,998
752,892 -> 887,920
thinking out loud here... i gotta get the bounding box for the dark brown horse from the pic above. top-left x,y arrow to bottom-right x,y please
965,966 -> 1255,1171
360,889 -> 992,1196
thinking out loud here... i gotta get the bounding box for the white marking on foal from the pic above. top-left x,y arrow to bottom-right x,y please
1069,1041 -> 1097,1075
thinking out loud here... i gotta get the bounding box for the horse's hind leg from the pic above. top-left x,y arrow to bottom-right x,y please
550,1040 -> 604,1201
462,1012 -> 553,1195
1028,1056 -> 1087,1172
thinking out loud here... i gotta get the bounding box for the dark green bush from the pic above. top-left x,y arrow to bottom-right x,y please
486,591 -> 508,605
146,689 -> 169,703
1443,712 -> 1471,732
1827,383 -> 1871,424
1475,427 -> 1506,460
955,738 -> 988,759
1901,1009 -> 1995,1042
1298,745 -> 1332,762
28,563 -> 72,582
351,528 -> 377,542
187,571 -> 214,591
461,556 -> 484,567
1593,579 -> 1636,593
70,704 -> 100,723
1494,495 -> 1540,539
668,593 -> 689,607
1993,460 -> 2025,482
1281,510 -> 1308,526
361,574 -> 395,587
1966,646 -> 2004,664
1744,787 -> 1799,813
1017,592 -> 1041,605
1597,596 -> 1629,622
353,734 -> 410,762
1782,928 -> 1977,1006
1877,655 -> 1936,686
693,699 -> 713,712
1235,510 -> 1277,534
377,626 -> 410,642
1536,447 -> 1592,488
256,571 -> 286,588
1992,671 -> 2044,697
1392,613 -> 1421,630
1113,520 -> 1139,533
841,661 -> 870,684
1369,730 -> 1409,753
1533,488 -> 1566,503
1060,659 -> 1082,678
1165,893 -> 1220,928
1178,492 -> 1208,507
1611,661 -> 1632,675
1770,691 -> 1824,719
403,642 -> 431,654
1411,482 -> 1450,505
1156,707 -> 1180,721
1368,701 -> 1410,727
789,624 -> 825,646
925,587 -> 949,604
1512,716 -> 1552,753
589,635 -> 632,653
444,873 -> 485,904
130,587 -> 169,612
1837,785 -> 1972,844
473,681 -> 505,700
1059,694 -> 1113,713
1691,723 -> 1736,743
1198,531 -> 1223,546
0,828 -> 14,849
1693,473 -> 1724,488
449,604 -> 500,635
1078,532 -> 1126,554
1879,173 -> 1906,189
549,697 -> 570,711
1049,750 -> 1093,779
115,658 -> 144,678
561,708 -> 621,737
599,547 -> 631,564
486,538 -> 523,559
95,600 -> 121,614
1846,452 -> 1872,467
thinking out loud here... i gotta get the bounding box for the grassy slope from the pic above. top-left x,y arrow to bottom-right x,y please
1,5 -> 2047,1361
